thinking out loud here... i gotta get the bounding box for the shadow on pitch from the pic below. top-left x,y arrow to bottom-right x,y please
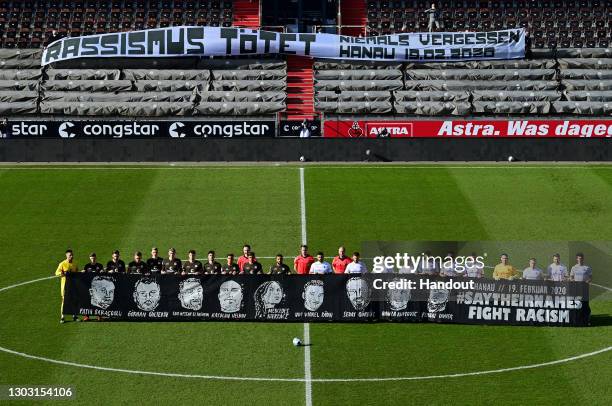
589,314 -> 612,327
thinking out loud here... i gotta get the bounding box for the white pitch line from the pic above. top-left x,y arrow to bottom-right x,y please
1,165 -> 612,170
592,283 -> 612,292
300,167 -> 313,406
0,275 -> 56,292
0,343 -> 609,383
308,346 -> 612,382
0,345 -> 303,382
300,167 -> 308,247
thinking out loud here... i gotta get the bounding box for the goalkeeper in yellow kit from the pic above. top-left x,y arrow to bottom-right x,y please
492,253 -> 520,280
55,249 -> 79,323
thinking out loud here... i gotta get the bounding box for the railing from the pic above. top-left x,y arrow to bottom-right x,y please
312,24 -> 367,36
259,25 -> 287,33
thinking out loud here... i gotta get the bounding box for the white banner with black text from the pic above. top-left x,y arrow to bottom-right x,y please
42,26 -> 525,65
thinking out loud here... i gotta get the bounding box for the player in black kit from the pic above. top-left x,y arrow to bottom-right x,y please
222,253 -> 239,275
183,250 -> 203,275
83,252 -> 104,273
204,250 -> 222,274
128,251 -> 148,274
242,252 -> 264,274
162,248 -> 182,274
106,250 -> 126,273
146,247 -> 164,274
269,254 -> 291,274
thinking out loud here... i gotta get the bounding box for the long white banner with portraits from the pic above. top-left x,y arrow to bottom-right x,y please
42,26 -> 525,65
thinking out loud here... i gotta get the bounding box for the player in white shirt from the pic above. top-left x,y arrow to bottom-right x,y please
464,253 -> 484,278
523,258 -> 544,280
345,252 -> 368,274
372,258 -> 394,273
397,265 -> 414,274
570,253 -> 592,282
547,253 -> 568,281
440,251 -> 458,277
309,252 -> 332,274
421,251 -> 440,275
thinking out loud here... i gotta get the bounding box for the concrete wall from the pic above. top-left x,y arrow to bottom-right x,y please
0,138 -> 609,162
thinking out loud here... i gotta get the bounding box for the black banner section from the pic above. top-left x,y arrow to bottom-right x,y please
6,120 -> 276,138
279,120 -> 322,138
63,273 -> 590,326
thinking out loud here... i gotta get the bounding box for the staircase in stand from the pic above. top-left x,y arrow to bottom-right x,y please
285,55 -> 316,120
233,0 -> 260,28
340,0 -> 366,36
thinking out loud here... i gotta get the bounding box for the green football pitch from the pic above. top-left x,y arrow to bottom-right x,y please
0,163 -> 610,405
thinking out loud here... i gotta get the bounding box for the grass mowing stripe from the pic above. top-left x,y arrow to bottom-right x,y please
44,169 -> 164,389
305,167 -> 580,404
0,165 -> 610,405
450,167 -> 611,403
450,168 -> 612,240
0,167 -> 307,405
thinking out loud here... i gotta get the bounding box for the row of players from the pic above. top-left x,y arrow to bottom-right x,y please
78,245 -> 365,275
73,244 -> 593,282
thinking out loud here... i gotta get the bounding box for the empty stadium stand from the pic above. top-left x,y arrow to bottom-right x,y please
0,1 -> 610,119
366,0 -> 611,49
1,47 -> 611,117
0,1 -> 234,49
314,49 -> 612,116
1,1 -> 608,50
0,48 -> 287,117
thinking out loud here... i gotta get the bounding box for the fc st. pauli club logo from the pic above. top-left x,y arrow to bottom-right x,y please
348,121 -> 364,137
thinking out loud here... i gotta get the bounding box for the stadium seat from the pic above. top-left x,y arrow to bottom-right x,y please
0,89 -> 38,102
134,80 -> 209,92
551,101 -> 612,115
39,101 -> 195,116
403,80 -> 559,91
404,69 -> 556,80
471,90 -> 562,101
562,79 -> 612,90
560,70 -> 612,80
0,69 -> 41,80
316,90 -> 393,102
123,69 -> 211,81
210,79 -> 286,91
43,91 -> 196,102
210,70 -> 287,81
564,90 -> 612,101
394,101 -> 471,115
314,79 -> 403,91
42,79 -> 133,92
198,91 -> 286,103
0,79 -> 38,90
472,100 -> 551,114
0,101 -> 38,114
315,69 -> 402,80
47,69 -> 121,80
394,90 -> 470,102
